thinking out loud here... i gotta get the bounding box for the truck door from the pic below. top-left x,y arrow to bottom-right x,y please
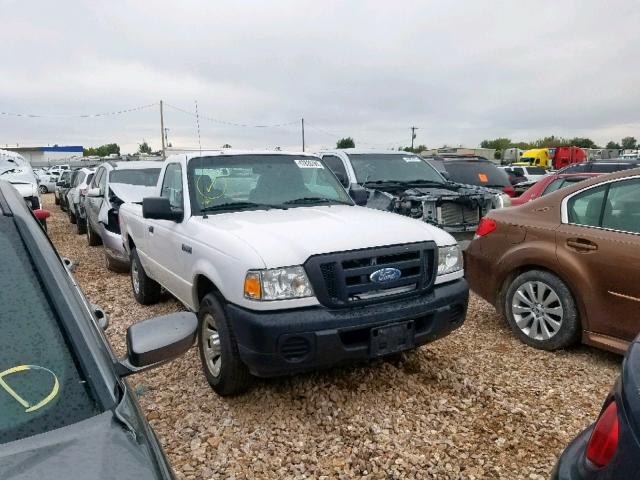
146,163 -> 191,303
556,177 -> 640,344
86,167 -> 105,230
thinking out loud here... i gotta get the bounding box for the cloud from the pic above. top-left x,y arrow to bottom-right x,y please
1,0 -> 639,153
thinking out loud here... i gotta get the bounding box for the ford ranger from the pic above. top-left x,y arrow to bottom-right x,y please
119,151 -> 469,396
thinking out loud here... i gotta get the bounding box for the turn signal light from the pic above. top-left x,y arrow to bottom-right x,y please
475,218 -> 497,237
586,400 -> 619,468
244,272 -> 262,300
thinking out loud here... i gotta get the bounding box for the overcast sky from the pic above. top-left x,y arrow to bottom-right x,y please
1,0 -> 639,153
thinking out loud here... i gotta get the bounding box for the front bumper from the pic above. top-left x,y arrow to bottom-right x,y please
227,278 -> 469,377
103,227 -> 129,267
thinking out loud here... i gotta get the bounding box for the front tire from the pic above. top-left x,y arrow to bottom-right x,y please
504,270 -> 580,350
130,248 -> 161,305
54,195 -> 60,205
198,293 -> 252,396
86,221 -> 101,246
68,205 -> 77,224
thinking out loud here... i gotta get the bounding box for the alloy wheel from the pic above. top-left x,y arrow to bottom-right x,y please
202,313 -> 222,377
512,280 -> 564,341
131,260 -> 140,295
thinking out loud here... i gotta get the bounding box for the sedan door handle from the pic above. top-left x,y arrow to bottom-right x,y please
566,238 -> 598,252
148,226 -> 154,233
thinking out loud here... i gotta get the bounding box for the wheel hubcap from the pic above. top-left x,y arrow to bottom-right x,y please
131,261 -> 140,294
202,313 -> 222,377
512,280 -> 564,341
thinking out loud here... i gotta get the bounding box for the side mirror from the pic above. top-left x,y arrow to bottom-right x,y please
87,187 -> 102,198
334,172 -> 349,188
143,197 -> 183,221
116,312 -> 197,376
349,185 -> 369,206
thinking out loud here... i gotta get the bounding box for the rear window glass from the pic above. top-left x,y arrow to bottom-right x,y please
542,176 -> 590,196
527,167 -> 546,174
590,163 -> 632,173
0,220 -> 100,444
109,168 -> 160,186
442,161 -> 510,188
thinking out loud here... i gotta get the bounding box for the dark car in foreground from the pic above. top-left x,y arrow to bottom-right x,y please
465,168 -> 640,353
0,180 -> 197,479
552,334 -> 640,479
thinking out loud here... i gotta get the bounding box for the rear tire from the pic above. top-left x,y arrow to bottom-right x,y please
76,216 -> 87,235
130,248 -> 161,305
54,195 -> 60,205
86,221 -> 101,246
68,206 -> 77,224
504,270 -> 580,351
198,293 -> 252,396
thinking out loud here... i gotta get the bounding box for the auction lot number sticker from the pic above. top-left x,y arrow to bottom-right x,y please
295,159 -> 324,169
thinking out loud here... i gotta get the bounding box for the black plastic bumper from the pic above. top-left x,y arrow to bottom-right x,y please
227,278 -> 469,377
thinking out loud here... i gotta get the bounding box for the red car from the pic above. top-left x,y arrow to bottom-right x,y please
511,173 -> 601,206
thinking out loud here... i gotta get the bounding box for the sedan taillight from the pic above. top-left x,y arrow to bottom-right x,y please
475,218 -> 497,237
502,185 -> 516,197
586,400 -> 619,468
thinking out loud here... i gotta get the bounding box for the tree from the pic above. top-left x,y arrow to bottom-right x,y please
621,136 -> 637,150
138,141 -> 153,154
606,141 -> 621,150
402,144 -> 427,154
83,143 -> 120,157
480,138 -> 512,152
568,137 -> 597,149
336,137 -> 355,149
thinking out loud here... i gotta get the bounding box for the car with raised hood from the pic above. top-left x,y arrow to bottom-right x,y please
511,173 -> 601,206
0,149 -> 41,210
119,151 -> 469,396
465,168 -> 640,353
317,149 -> 506,245
65,167 -> 95,232
0,179 -> 197,479
552,333 -> 640,479
84,161 -> 161,271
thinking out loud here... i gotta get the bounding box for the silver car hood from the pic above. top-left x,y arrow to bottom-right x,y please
108,183 -> 157,203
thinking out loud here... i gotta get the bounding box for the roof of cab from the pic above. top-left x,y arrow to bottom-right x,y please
168,150 -> 318,162
317,149 -> 419,156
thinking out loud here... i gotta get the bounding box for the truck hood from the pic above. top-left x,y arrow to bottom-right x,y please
195,205 -> 456,268
0,412 -> 165,480
109,183 -> 157,203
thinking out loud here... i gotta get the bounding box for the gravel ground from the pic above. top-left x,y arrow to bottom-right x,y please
44,194 -> 621,479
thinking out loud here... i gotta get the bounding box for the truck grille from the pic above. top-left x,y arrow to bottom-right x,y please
437,202 -> 480,226
304,242 -> 436,308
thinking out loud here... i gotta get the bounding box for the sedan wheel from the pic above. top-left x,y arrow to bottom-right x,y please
505,270 -> 580,351
131,260 -> 140,295
38,185 -> 48,194
512,281 -> 563,341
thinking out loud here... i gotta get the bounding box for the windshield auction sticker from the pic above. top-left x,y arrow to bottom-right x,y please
294,159 -> 324,169
403,157 -> 422,163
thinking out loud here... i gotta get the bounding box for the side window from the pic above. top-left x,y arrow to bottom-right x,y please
91,168 -> 103,188
567,185 -> 608,227
161,164 -> 184,209
542,178 -> 566,196
322,155 -> 349,187
602,178 -> 640,234
513,168 -> 524,176
99,168 -> 107,192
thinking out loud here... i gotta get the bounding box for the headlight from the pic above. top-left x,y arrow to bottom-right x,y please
496,193 -> 512,208
437,245 -> 463,276
244,266 -> 313,301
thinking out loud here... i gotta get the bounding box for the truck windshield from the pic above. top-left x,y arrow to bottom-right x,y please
187,155 -> 353,214
0,219 -> 100,444
347,154 -> 445,184
110,168 -> 160,186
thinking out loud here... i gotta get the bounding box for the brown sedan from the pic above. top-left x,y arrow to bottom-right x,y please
465,168 -> 640,354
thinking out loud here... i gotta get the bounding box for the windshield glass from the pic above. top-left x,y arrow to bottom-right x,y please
443,161 -> 510,188
347,153 -> 444,184
0,220 -> 100,444
109,168 -> 160,186
187,155 -> 353,214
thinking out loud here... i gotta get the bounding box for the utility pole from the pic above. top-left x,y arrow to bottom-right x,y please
160,100 -> 166,158
410,126 -> 418,150
301,117 -> 305,152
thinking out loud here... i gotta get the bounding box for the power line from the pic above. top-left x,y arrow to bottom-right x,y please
163,102 -> 299,128
0,103 -> 159,118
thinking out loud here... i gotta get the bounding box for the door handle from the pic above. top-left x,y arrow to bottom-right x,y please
566,238 -> 598,252
148,226 -> 154,233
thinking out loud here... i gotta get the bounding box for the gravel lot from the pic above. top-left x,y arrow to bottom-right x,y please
45,194 -> 621,479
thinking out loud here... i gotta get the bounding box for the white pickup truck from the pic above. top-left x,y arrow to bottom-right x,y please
119,151 -> 469,395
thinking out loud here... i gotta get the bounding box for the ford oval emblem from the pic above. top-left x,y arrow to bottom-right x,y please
370,267 -> 402,284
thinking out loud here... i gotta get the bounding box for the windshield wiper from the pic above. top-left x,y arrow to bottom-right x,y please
283,197 -> 352,206
199,201 -> 287,214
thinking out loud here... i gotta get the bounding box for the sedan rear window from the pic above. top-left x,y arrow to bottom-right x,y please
526,167 -> 546,175
109,168 -> 160,186
0,221 -> 100,444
